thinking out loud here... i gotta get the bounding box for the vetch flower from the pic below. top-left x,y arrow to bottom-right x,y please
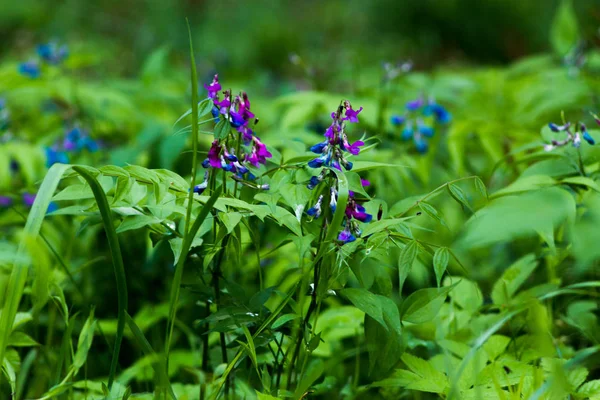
37,42 -> 69,65
307,195 -> 324,218
19,61 -> 40,78
45,147 -> 69,167
0,195 -> 13,208
391,97 -> 451,153
544,116 -> 595,151
306,101 -> 364,186
338,225 -> 356,243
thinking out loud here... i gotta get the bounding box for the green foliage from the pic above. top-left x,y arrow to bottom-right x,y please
3,4 -> 600,398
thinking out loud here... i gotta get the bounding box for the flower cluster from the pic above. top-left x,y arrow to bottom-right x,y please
194,75 -> 272,194
46,126 -> 99,167
18,41 -> 69,79
306,101 -> 373,244
544,117 -> 596,152
307,100 -> 364,189
391,98 -> 451,153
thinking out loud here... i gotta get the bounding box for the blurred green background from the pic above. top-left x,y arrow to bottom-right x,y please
2,0 -> 599,77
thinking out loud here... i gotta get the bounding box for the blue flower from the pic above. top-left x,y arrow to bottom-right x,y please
415,136 -> 428,154
423,103 -> 451,124
307,175 -> 321,190
19,62 -> 40,78
401,125 -> 413,141
310,141 -> 328,154
306,195 -> 323,218
45,147 -> 69,167
37,43 -> 69,64
391,115 -> 406,125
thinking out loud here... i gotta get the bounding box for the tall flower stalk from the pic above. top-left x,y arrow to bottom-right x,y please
284,100 -> 373,388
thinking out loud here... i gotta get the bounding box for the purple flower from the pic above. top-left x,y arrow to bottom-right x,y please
338,226 -> 356,243
406,98 -> 424,111
0,196 -> 13,207
344,105 -> 363,123
205,74 -> 222,100
245,136 -> 272,167
23,193 -> 36,207
342,137 -> 364,155
206,140 -> 222,168
361,179 -> 370,187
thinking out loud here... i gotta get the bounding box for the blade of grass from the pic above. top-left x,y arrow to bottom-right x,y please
125,312 -> 176,400
165,19 -> 220,364
165,189 -> 221,359
0,163 -> 70,367
73,166 -> 128,389
184,18 -> 200,236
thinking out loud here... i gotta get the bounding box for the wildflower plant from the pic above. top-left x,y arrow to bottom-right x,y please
391,97 -> 451,153
306,100 -> 372,243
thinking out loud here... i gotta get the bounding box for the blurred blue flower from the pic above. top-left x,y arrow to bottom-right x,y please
37,42 -> 69,65
391,97 -> 451,153
0,196 -> 13,208
19,61 -> 40,78
45,147 -> 69,167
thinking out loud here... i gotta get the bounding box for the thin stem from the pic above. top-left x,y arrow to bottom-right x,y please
396,176 -> 480,218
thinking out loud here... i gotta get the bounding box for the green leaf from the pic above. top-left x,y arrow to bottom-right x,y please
433,247 -> 450,287
8,331 -> 39,347
459,188 -> 575,249
398,240 -> 418,294
562,176 -> 600,193
124,312 -> 175,399
73,166 -> 129,390
271,313 -> 299,330
400,285 -> 455,324
73,310 -> 97,371
400,353 -> 449,393
550,0 -> 579,56
116,215 -> 162,233
447,184 -> 472,212
418,202 -> 445,227
213,118 -> 231,140
491,254 -> 537,306
474,177 -> 488,201
341,288 -> 385,328
361,218 -> 409,237
0,163 -> 71,367
447,278 -> 482,313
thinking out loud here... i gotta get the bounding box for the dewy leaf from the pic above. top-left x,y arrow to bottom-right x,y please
550,0 -> 579,56
400,284 -> 455,324
398,240 -> 418,294
433,247 -> 450,287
